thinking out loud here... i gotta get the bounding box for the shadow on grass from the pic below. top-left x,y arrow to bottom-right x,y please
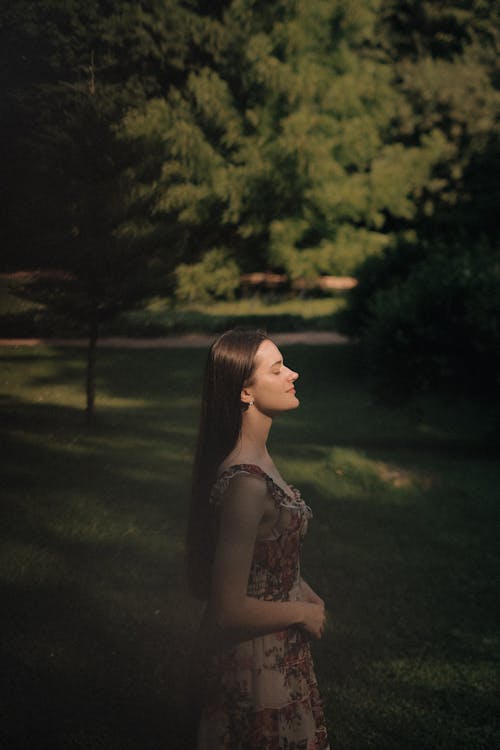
1,398 -> 202,748
1,578 -> 199,750
1,344 -> 499,749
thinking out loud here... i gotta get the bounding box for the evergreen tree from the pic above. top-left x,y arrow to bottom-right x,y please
125,0 -> 456,285
1,0 -> 196,420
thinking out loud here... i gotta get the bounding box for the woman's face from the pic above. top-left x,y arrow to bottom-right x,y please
243,339 -> 299,415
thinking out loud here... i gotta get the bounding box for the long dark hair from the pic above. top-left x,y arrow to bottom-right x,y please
186,328 -> 269,599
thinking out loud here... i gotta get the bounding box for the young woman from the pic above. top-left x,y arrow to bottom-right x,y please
187,328 -> 330,749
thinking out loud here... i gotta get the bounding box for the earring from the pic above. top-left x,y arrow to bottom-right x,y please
249,400 -> 254,407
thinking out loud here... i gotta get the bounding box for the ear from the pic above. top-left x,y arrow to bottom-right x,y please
240,386 -> 253,406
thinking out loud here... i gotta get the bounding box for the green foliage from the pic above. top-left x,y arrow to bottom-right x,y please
12,88 -> 161,327
2,0 -> 500,398
0,0 -> 204,418
338,239 -> 425,334
5,0 -> 499,284
336,1 -> 500,400
174,248 -> 240,303
347,241 -> 500,399
123,0 -> 461,280
1,0 -> 197,271
382,1 -> 500,242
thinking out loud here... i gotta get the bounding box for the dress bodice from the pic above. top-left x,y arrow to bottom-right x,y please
209,464 -> 313,602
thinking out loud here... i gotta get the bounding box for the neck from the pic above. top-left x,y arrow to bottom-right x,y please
236,408 -> 273,462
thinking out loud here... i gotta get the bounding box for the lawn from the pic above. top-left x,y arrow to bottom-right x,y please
0,275 -> 346,337
120,295 -> 347,335
1,343 -> 499,750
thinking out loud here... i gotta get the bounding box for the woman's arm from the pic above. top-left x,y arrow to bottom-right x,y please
209,473 -> 325,640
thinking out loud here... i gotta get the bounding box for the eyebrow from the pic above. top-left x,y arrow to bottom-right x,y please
270,359 -> 283,369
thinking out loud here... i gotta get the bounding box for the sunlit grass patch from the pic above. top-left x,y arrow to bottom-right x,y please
118,294 -> 347,335
280,445 -> 434,509
0,278 -> 348,337
176,296 -> 346,318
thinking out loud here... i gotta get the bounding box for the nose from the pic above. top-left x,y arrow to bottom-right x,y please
288,368 -> 299,382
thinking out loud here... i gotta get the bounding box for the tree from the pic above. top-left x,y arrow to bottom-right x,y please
339,0 -> 500,397
380,0 -> 500,243
123,0 -> 459,287
4,0 -> 500,404
15,68 -> 166,422
2,0 -> 197,421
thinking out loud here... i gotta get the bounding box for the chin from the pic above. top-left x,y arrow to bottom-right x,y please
267,398 -> 300,417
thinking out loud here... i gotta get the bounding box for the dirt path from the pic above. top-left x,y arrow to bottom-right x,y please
0,331 -> 349,348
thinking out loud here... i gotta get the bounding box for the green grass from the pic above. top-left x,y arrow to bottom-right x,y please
1,344 -> 499,749
117,295 -> 347,335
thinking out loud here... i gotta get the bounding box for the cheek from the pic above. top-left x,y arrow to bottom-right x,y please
256,377 -> 281,400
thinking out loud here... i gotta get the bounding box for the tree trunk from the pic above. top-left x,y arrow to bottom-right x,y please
86,312 -> 98,425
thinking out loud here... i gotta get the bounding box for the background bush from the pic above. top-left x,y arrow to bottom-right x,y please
340,240 -> 500,400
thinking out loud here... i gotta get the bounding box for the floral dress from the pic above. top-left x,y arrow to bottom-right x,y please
195,464 -> 330,750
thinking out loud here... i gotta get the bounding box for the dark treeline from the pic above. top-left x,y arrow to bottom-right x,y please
2,0 -> 499,400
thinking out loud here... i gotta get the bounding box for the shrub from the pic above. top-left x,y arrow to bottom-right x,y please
345,241 -> 500,400
337,239 -> 424,336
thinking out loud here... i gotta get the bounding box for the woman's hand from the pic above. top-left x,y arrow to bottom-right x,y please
300,601 -> 326,640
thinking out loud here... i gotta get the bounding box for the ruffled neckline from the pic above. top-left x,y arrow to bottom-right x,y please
210,463 -> 311,516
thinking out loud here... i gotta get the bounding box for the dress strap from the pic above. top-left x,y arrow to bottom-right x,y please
210,464 -> 312,517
